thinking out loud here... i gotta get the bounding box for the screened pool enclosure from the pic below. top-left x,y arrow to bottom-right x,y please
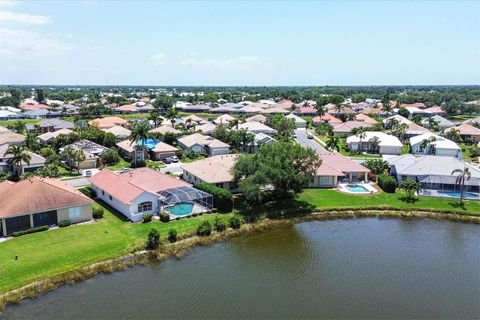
158,186 -> 213,217
417,175 -> 480,200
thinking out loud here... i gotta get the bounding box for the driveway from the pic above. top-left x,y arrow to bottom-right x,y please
295,129 -> 327,153
160,162 -> 183,175
64,177 -> 90,187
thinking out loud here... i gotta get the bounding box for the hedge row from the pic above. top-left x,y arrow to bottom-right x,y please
12,225 -> 49,237
377,174 -> 397,193
195,182 -> 233,212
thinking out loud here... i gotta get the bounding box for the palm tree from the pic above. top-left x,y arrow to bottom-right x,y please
6,144 -> 31,178
387,118 -> 399,131
326,135 -> 341,152
451,167 -> 471,205
229,119 -> 239,130
60,146 -> 85,173
129,121 -> 151,166
356,130 -> 367,154
446,128 -> 461,142
395,123 -> 408,141
368,136 -> 381,154
165,108 -> 178,128
148,109 -> 163,127
426,136 -> 437,154
420,139 -> 429,153
316,105 -> 325,117
13,121 -> 26,134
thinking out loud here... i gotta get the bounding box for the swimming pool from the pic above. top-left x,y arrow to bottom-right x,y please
437,191 -> 479,200
136,138 -> 158,150
346,184 -> 369,193
165,202 -> 194,216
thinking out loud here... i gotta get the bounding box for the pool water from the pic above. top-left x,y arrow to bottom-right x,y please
346,184 -> 369,193
165,202 -> 194,216
438,191 -> 479,200
136,138 -> 158,150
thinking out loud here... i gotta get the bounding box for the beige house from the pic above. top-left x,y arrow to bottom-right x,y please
177,133 -> 230,156
38,128 -> 74,144
311,153 -> 370,187
149,125 -> 181,135
102,126 -> 132,139
88,116 -> 128,129
445,124 -> 480,143
0,177 -> 93,236
181,154 -> 238,191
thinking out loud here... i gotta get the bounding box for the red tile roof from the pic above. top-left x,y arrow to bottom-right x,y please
312,114 -> 342,124
89,168 -> 191,204
0,177 -> 92,218
318,153 -> 370,174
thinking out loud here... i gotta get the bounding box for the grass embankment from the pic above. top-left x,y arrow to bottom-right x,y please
0,201 -> 233,294
298,189 -> 480,214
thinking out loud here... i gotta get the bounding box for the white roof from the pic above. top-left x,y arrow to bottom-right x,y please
389,154 -> 480,177
236,121 -> 275,133
409,133 -> 460,150
346,131 -> 403,147
285,113 -> 307,124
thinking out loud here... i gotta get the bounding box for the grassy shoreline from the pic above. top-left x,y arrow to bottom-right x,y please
1,208 -> 479,310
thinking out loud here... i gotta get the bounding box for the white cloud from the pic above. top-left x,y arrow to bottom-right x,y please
180,55 -> 258,68
0,28 -> 72,56
0,10 -> 51,26
0,0 -> 17,7
149,53 -> 166,65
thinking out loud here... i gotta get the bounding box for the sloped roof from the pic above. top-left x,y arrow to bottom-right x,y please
332,121 -> 374,133
354,114 -> 378,125
102,126 -> 132,138
181,154 -> 237,184
312,114 -> 342,124
236,121 -> 275,133
346,131 -> 403,147
0,130 -> 25,145
38,128 -> 74,142
151,141 -> 178,153
89,168 -> 190,204
88,116 -> 128,129
245,114 -> 267,123
445,124 -> 480,136
0,177 -> 92,218
317,153 -> 370,174
178,133 -> 229,149
285,113 -> 307,124
149,125 -> 181,134
213,114 -> 236,124
389,154 -> 480,177
409,133 -> 460,151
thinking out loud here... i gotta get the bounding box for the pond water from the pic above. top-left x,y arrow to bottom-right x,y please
2,218 -> 479,319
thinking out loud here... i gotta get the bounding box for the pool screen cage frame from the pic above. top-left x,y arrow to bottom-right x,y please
158,186 -> 213,213
417,175 -> 480,199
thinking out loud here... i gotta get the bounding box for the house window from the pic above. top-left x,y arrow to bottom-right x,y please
319,176 -> 333,185
68,207 -> 81,219
138,202 -> 153,213
102,190 -> 105,195
109,195 -> 112,201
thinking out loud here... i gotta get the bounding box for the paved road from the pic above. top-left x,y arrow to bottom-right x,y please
295,129 -> 327,153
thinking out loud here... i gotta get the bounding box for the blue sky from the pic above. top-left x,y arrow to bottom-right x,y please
0,0 -> 479,85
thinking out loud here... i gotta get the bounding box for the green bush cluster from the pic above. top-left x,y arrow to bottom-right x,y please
159,213 -> 170,222
196,220 -> 212,236
377,174 -> 397,193
143,213 -> 153,223
58,220 -> 71,227
93,207 -> 104,219
11,225 -> 49,237
195,182 -> 233,212
146,228 -> 160,250
214,216 -> 226,232
229,216 -> 243,229
167,229 -> 177,243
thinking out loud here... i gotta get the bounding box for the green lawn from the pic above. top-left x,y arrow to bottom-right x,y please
180,156 -> 205,163
105,157 -> 131,171
0,201 -> 233,294
298,188 -> 480,214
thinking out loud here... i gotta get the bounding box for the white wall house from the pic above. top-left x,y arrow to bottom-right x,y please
410,133 -> 462,159
346,131 -> 403,155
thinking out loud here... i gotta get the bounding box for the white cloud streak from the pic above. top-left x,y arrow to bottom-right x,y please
149,53 -> 166,65
0,28 -> 72,56
0,10 -> 51,26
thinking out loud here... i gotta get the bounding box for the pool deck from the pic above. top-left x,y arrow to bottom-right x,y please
418,189 -> 480,201
337,182 -> 378,195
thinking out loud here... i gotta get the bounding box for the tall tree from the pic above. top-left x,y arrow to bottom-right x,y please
6,144 -> 31,178
60,146 -> 85,173
148,109 -> 164,127
325,135 -> 341,152
451,167 -> 472,205
129,121 -> 151,165
165,108 -> 178,128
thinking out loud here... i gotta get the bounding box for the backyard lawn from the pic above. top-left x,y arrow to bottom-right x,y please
0,201 -> 233,294
298,188 -> 480,214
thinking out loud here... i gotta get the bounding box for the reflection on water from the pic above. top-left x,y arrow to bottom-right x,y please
2,218 -> 479,320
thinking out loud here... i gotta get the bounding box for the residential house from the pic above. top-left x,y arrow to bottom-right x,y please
102,126 -> 132,139
195,122 -> 217,135
421,115 -> 455,131
213,114 -> 236,125
346,131 -> 403,155
354,114 -> 378,125
311,153 -> 370,187
181,154 -> 238,191
462,116 -> 480,126
250,133 -> 276,152
38,128 -> 74,144
149,125 -> 181,135
61,139 -> 109,170
245,114 -> 267,123
384,115 -> 430,138
90,168 -> 210,222
423,106 -> 445,116
115,104 -> 140,113
0,126 -> 25,146
444,124 -> 480,143
388,154 -> 480,198
183,115 -> 207,125
177,133 -> 230,156
332,121 -> 374,136
26,118 -> 74,133
88,116 -> 128,129
409,133 -> 461,158
0,177 -> 93,236
0,144 -> 46,174
235,121 -> 276,135
285,114 -> 307,129
312,114 -> 342,125
260,107 -> 290,114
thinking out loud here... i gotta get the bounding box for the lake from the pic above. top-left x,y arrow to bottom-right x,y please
2,218 -> 479,319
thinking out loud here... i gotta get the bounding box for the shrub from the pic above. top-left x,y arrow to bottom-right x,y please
159,212 -> 170,222
167,229 -> 177,243
377,174 -> 397,193
58,220 -> 71,227
11,226 -> 49,237
196,220 -> 212,236
195,182 -> 233,212
146,228 -> 160,250
214,216 -> 226,232
93,206 -> 104,219
229,215 -> 243,229
143,213 -> 153,223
